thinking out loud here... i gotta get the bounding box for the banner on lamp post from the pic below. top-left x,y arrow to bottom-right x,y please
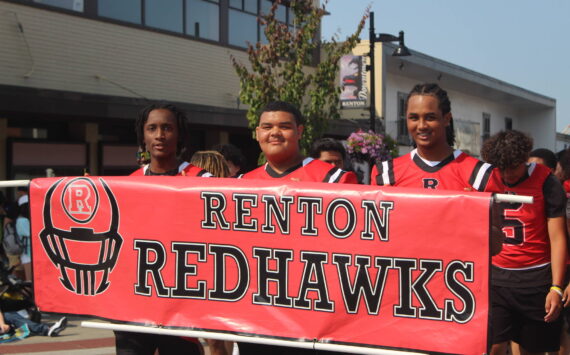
340,55 -> 367,108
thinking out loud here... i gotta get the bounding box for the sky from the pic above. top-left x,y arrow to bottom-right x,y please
321,0 -> 570,132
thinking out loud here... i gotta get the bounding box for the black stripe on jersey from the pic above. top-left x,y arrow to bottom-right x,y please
469,161 -> 493,191
323,167 -> 342,183
265,162 -> 303,178
375,160 -> 395,186
412,152 -> 455,173
197,169 -> 209,177
375,162 -> 384,185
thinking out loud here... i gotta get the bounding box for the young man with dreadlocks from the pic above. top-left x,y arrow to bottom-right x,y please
369,83 -> 503,256
370,83 -> 497,192
131,102 -> 211,177
118,102 -> 219,355
481,130 -> 567,355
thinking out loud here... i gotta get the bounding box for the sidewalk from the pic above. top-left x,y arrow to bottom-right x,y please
1,314 -> 219,355
1,314 -> 115,354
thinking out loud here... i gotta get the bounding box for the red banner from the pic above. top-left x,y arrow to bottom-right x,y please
30,176 -> 491,354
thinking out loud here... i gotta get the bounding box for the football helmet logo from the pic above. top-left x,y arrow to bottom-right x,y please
40,177 -> 123,296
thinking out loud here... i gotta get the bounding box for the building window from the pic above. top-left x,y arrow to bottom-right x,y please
228,9 -> 258,47
260,0 -> 285,21
230,0 -> 253,11
260,0 -> 292,44
505,117 -> 513,130
482,113 -> 490,141
187,0 -> 220,41
396,92 -> 410,145
229,0 -> 293,48
145,0 -> 183,33
228,2 -> 258,47
21,0 -> 299,51
33,0 -> 83,12
98,0 -> 141,24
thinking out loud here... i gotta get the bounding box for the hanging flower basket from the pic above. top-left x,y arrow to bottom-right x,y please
346,130 -> 391,164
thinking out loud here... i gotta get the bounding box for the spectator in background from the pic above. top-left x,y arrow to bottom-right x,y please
528,148 -> 557,173
309,138 -> 346,170
190,151 -> 235,355
0,305 -> 67,337
0,192 -> 7,266
15,202 -> 31,281
15,187 -> 28,209
191,150 -> 231,178
3,189 -> 25,280
212,144 -> 247,178
555,148 -> 570,355
555,149 -> 570,192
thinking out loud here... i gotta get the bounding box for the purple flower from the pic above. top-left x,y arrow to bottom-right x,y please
346,129 -> 390,162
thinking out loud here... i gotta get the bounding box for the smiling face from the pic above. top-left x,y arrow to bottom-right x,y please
407,94 -> 451,159
256,110 -> 303,168
143,109 -> 178,163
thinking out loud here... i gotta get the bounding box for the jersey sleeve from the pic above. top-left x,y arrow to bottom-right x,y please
323,167 -> 357,184
543,174 -> 567,218
337,171 -> 359,184
470,161 -> 497,192
370,160 -> 395,186
370,164 -> 379,186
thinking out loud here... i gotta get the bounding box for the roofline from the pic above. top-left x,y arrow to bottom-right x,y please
381,42 -> 556,107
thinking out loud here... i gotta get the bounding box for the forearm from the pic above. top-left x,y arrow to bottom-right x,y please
551,239 -> 566,286
549,217 -> 567,286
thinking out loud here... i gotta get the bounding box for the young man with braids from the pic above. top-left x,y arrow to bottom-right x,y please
481,130 -> 567,355
369,83 -> 503,255
370,83 -> 497,192
239,101 -> 356,355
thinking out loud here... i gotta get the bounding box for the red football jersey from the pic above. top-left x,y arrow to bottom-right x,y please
241,158 -> 358,184
492,163 -> 565,269
130,162 -> 211,177
370,149 -> 498,192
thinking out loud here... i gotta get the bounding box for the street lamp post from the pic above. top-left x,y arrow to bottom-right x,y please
367,11 -> 411,132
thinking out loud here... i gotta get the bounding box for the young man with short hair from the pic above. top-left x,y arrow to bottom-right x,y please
241,101 -> 357,184
309,137 -> 347,170
239,101 -> 356,354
